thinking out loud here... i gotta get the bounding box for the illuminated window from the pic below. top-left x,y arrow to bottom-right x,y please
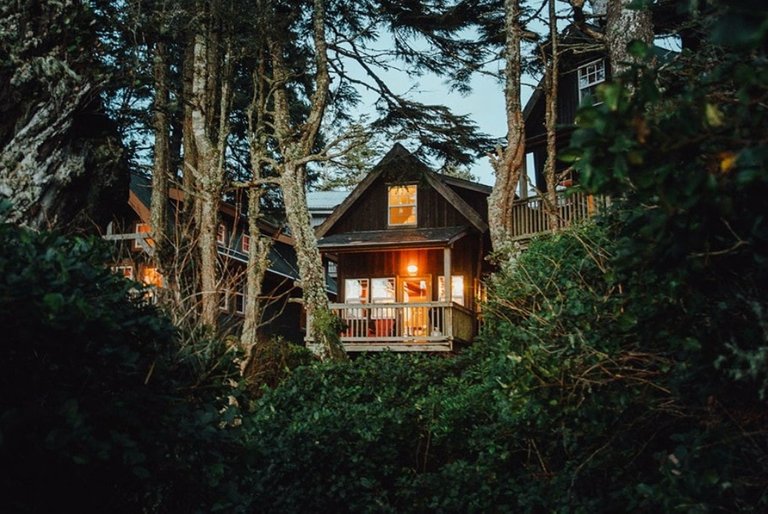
242,234 -> 250,253
438,275 -> 465,306
134,223 -> 154,250
217,224 -> 227,245
139,266 -> 163,288
344,278 -> 368,319
388,185 -> 417,226
111,265 -> 134,280
370,278 -> 395,319
578,59 -> 606,103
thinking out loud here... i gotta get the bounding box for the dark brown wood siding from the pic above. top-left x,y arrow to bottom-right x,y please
327,174 -> 472,235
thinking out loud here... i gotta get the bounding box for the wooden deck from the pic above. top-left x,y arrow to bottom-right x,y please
510,190 -> 607,241
306,301 -> 476,352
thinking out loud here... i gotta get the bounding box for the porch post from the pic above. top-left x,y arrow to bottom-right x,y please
444,246 -> 453,339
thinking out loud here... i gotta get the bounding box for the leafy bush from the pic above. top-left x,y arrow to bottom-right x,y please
0,222 -> 248,512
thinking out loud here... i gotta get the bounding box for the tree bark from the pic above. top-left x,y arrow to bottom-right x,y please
268,0 -> 346,360
543,0 -> 560,231
150,40 -> 170,265
606,0 -> 654,76
488,0 -> 526,255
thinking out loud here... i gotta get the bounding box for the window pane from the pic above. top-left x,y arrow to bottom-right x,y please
388,185 -> 417,225
438,275 -> 464,306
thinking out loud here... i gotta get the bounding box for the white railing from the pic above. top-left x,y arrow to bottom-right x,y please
306,302 -> 475,348
511,190 -> 607,241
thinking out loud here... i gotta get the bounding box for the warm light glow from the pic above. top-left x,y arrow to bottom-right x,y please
406,264 -> 418,275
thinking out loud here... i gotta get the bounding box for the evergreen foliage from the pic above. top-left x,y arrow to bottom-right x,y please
0,218 -> 249,512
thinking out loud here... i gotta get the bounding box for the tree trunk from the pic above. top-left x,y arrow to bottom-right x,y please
543,0 -> 560,231
150,40 -> 170,265
606,0 -> 654,76
488,0 -> 526,254
240,188 -> 271,357
281,163 -> 346,361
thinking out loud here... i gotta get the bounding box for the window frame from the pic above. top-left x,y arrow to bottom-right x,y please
387,184 -> 418,227
241,233 -> 250,253
111,265 -> 134,280
234,283 -> 245,315
217,223 -> 227,246
577,58 -> 606,103
370,277 -> 396,319
438,275 -> 465,306
134,223 -> 152,250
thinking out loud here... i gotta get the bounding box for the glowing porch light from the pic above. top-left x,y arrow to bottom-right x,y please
406,264 -> 418,275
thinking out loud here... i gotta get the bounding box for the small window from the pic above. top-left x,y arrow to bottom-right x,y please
388,185 -> 417,226
234,283 -> 245,314
344,278 -> 368,319
219,289 -> 230,312
327,261 -> 337,278
577,59 -> 606,103
134,223 -> 154,250
139,266 -> 163,288
241,234 -> 250,253
111,265 -> 134,280
217,224 -> 227,246
438,275 -> 465,306
370,278 -> 395,319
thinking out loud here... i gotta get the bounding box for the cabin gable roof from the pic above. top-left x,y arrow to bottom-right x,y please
316,143 -> 489,238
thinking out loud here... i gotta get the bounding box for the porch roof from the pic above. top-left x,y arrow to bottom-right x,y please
317,225 -> 469,252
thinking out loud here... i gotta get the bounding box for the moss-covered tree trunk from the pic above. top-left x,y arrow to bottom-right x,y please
606,0 -> 654,76
150,40 -> 170,264
488,0 -> 525,254
543,0 -> 560,231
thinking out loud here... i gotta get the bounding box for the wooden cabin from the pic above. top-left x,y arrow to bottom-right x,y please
516,25 -> 611,241
307,144 -> 493,352
104,173 -> 304,342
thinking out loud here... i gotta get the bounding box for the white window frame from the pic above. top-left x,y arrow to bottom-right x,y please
577,58 -> 606,103
344,278 -> 369,319
438,275 -> 465,306
111,265 -> 134,280
217,223 -> 227,246
219,288 -> 230,312
241,233 -> 250,253
327,261 -> 337,278
134,223 -> 151,250
234,283 -> 245,314
387,184 -> 418,227
370,277 -> 396,319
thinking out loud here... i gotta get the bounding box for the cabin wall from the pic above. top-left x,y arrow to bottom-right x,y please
328,177 -> 471,235
335,235 -> 480,312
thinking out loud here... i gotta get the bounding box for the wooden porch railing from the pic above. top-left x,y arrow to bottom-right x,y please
306,302 -> 475,351
511,190 -> 607,241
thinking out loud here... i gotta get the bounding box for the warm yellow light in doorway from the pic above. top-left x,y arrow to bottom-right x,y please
406,264 -> 418,275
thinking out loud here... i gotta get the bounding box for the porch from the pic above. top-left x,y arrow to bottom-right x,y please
306,301 -> 475,352
510,189 -> 608,241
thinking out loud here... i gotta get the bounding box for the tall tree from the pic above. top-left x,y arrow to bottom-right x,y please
488,0 -> 527,253
0,0 -> 126,230
543,0 -> 561,231
606,0 -> 653,76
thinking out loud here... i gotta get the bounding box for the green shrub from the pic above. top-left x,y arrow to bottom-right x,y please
0,222 -> 248,513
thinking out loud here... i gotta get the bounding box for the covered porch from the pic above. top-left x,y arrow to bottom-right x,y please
306,300 -> 475,352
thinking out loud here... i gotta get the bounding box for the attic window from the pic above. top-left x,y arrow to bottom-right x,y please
577,59 -> 606,103
388,185 -> 417,226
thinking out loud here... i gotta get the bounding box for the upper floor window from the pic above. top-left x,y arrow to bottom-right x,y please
134,223 -> 154,250
217,224 -> 227,245
388,185 -> 417,226
577,59 -> 606,103
241,234 -> 250,253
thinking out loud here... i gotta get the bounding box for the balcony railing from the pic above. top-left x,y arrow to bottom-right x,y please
511,190 -> 607,241
306,302 -> 475,352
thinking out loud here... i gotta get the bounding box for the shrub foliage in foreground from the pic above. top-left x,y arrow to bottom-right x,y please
0,222 -> 247,513
243,218 -> 766,512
